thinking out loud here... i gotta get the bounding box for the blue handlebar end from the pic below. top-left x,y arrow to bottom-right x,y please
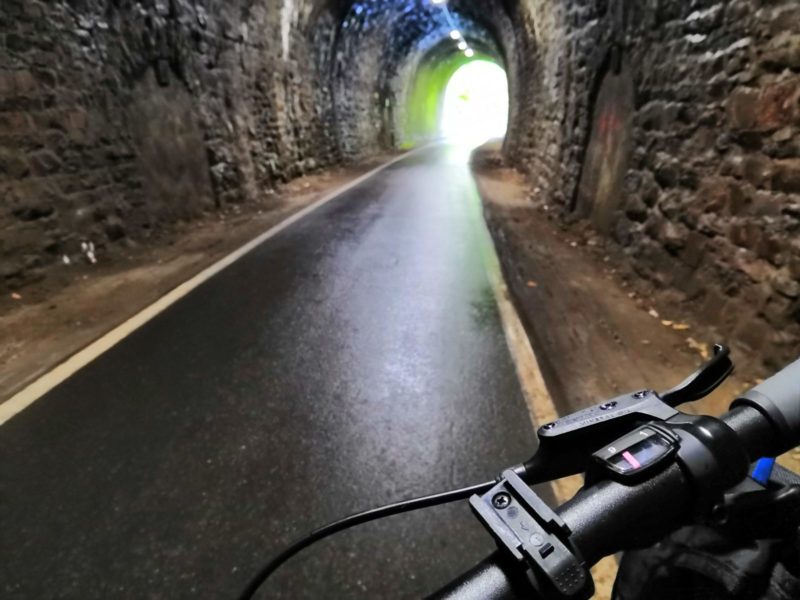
751,457 -> 776,486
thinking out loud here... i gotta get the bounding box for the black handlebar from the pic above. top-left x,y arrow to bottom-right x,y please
733,358 -> 800,456
427,551 -> 542,600
429,358 -> 800,600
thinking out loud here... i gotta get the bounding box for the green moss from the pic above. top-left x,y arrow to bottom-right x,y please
401,52 -> 498,146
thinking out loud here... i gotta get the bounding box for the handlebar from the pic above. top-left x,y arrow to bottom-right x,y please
429,358 -> 800,600
732,357 -> 800,456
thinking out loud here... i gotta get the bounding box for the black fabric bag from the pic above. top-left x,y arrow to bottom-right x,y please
613,525 -> 800,600
613,464 -> 800,600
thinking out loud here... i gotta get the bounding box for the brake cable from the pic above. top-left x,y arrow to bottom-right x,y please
238,479 -> 495,599
240,346 -> 736,598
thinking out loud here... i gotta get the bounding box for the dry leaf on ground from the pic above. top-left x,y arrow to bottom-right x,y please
686,337 -> 710,360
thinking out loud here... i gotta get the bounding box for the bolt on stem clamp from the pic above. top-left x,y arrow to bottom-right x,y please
470,470 -> 594,600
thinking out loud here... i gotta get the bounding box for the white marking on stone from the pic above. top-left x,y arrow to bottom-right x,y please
281,0 -> 296,60
0,148 -> 425,426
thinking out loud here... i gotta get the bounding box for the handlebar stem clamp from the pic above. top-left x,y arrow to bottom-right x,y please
470,470 -> 594,600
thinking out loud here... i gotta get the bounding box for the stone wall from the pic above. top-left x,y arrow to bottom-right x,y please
0,0 -> 513,294
510,0 -> 800,369
0,0 -> 361,292
4,0 -> 797,370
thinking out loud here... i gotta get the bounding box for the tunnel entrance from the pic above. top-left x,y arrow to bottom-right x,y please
441,61 -> 509,146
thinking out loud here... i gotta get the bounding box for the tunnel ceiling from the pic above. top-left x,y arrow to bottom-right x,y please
313,0 -> 508,85
305,0 -> 514,152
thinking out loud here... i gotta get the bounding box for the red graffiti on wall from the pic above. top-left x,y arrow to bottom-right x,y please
598,108 -> 622,138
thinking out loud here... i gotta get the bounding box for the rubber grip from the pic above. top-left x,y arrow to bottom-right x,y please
732,357 -> 800,454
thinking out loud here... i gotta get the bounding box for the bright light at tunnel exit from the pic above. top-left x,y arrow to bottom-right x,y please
441,61 -> 509,148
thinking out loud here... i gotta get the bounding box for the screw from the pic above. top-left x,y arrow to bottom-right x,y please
633,390 -> 650,399
542,422 -> 556,430
492,492 -> 511,509
599,401 -> 618,410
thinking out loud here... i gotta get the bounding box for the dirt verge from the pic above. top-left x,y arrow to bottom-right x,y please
0,155 -> 398,402
471,142 -> 800,471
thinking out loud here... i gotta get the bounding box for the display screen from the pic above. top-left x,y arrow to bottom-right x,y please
607,435 -> 672,473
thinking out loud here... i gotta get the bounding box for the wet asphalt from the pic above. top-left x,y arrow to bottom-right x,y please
1,145 -> 542,599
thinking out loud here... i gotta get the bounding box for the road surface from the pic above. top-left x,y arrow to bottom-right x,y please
1,145 -> 542,598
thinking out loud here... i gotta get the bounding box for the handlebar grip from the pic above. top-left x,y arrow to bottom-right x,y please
731,357 -> 800,456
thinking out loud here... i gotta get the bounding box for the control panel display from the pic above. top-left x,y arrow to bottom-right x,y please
593,426 -> 678,480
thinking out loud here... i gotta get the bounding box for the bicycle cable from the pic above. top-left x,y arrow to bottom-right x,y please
238,479 -> 495,599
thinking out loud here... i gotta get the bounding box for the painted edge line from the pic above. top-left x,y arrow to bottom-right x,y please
473,174 -> 575,502
475,171 -> 618,600
0,148 -> 420,426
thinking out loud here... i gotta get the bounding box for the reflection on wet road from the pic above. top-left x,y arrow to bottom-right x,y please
1,145 -> 539,598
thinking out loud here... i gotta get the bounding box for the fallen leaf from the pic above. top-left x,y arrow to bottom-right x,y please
686,337 -> 710,360
648,308 -> 660,319
11,292 -> 22,300
672,323 -> 690,331
526,280 -> 538,288
661,320 -> 674,327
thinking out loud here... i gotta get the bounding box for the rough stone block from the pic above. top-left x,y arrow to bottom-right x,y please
11,199 -> 54,222
680,230 -> 707,269
0,111 -> 32,135
772,159 -> 800,193
733,249 -> 775,283
772,267 -> 800,299
762,293 -> 794,327
28,149 -> 62,176
0,148 -> 30,178
659,219 -> 688,254
727,81 -> 800,132
761,32 -> 800,71
742,153 -> 774,188
727,86 -> 759,130
758,80 -> 800,130
729,220 -> 762,251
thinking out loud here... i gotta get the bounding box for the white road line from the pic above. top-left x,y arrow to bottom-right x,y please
0,149 -> 420,426
473,170 -> 618,599
468,173 -> 561,446
469,169 -> 584,501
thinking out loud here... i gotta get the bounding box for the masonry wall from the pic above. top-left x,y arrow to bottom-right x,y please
0,0 -> 351,291
4,0 -> 798,369
509,0 -> 800,369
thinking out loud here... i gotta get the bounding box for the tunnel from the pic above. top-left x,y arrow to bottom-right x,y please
2,0 -> 799,377
2,1 -> 800,598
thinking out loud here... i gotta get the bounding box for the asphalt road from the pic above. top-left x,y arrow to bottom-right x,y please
1,145 -> 542,599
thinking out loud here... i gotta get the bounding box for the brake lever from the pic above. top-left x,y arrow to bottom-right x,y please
521,344 -> 733,485
660,344 -> 733,406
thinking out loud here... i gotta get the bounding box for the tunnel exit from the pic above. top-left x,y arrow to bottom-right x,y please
440,60 -> 509,146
